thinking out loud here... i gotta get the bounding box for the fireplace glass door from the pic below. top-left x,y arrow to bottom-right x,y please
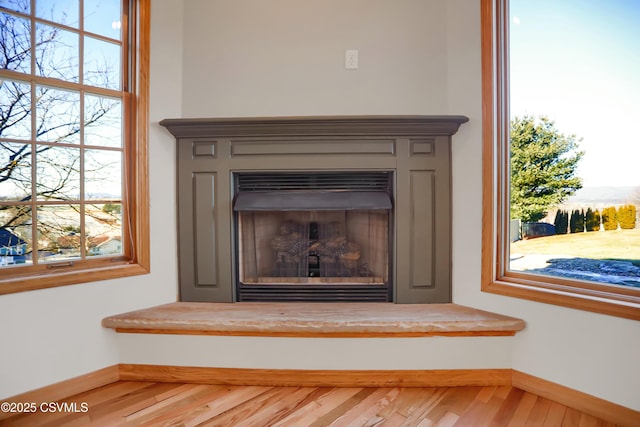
233,171 -> 393,301
238,210 -> 389,284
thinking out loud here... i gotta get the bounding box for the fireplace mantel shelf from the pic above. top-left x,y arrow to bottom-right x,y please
103,303 -> 525,338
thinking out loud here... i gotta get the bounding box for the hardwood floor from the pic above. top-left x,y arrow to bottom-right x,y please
3,382 -> 620,426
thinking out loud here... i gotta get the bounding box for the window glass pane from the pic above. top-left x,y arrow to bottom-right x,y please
86,203 -> 122,257
0,79 -> 32,139
84,94 -> 122,147
508,0 -> 640,288
84,149 -> 121,200
0,0 -> 30,14
84,0 -> 121,40
35,23 -> 79,82
35,0 -> 78,28
0,206 -> 32,266
0,142 -> 32,201
35,85 -> 80,144
37,204 -> 81,262
36,145 -> 80,201
83,36 -> 121,90
0,11 -> 31,73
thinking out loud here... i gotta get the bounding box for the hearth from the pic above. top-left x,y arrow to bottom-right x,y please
233,171 -> 393,301
160,116 -> 467,303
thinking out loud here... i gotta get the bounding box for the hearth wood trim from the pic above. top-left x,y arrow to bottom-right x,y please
119,365 -> 512,387
159,115 -> 469,139
110,328 -> 519,337
102,302 -> 525,338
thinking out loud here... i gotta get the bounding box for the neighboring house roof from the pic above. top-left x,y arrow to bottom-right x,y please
0,228 -> 26,247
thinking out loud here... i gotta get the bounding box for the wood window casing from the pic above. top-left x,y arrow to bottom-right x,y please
480,0 -> 640,321
0,0 -> 150,295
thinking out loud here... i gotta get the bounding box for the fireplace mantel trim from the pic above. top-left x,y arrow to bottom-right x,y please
159,115 -> 469,139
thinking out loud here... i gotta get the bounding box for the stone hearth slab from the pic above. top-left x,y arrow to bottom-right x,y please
103,303 -> 525,337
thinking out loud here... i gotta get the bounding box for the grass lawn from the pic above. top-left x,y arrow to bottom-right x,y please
510,228 -> 640,265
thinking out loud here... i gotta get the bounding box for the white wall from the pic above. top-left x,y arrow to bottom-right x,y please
181,0 -> 448,117
1,0 -> 638,412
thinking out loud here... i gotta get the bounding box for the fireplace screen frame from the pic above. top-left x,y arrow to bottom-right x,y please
232,171 -> 395,302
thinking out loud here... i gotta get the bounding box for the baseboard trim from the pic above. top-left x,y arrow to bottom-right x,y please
512,370 -> 640,427
0,365 -> 120,421
118,364 -> 511,387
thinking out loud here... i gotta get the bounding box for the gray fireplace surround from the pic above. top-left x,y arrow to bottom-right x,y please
160,115 -> 468,303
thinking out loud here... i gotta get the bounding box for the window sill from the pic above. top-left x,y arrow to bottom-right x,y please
102,302 -> 526,338
0,262 -> 150,295
482,278 -> 640,321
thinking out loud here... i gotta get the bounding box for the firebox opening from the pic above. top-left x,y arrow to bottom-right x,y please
233,171 -> 394,302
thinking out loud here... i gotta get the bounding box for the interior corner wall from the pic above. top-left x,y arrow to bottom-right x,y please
0,0 -> 184,399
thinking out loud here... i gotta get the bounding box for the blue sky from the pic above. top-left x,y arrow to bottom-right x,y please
509,0 -> 640,187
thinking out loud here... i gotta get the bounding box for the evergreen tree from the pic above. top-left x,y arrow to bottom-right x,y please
618,205 -> 637,230
569,209 -> 584,233
585,208 -> 600,232
510,116 -> 583,222
602,206 -> 618,231
553,209 -> 568,234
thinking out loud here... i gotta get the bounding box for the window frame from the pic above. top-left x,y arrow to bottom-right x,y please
480,0 -> 640,321
0,0 -> 150,294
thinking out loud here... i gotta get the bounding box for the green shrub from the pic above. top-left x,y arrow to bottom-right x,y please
553,209 -> 568,234
602,206 -> 618,231
618,204 -> 637,230
569,209 -> 584,233
585,208 -> 600,232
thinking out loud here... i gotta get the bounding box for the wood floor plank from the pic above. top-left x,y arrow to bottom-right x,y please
198,386 -> 315,427
435,412 -> 459,427
377,387 -> 441,420
399,387 -> 450,426
418,386 -> 481,424
327,387 -> 401,427
525,396 -> 552,426
378,412 -> 408,426
562,407 -> 584,426
137,385 -> 270,427
490,387 -> 525,427
506,392 -> 538,427
124,384 -> 224,424
308,388 -> 376,427
543,401 -> 567,427
1,381 -> 623,426
271,387 -> 364,426
5,381 -> 157,427
452,388 -> 507,427
86,382 -> 180,425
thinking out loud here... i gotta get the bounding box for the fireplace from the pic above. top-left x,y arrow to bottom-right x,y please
160,116 -> 467,303
233,171 -> 393,301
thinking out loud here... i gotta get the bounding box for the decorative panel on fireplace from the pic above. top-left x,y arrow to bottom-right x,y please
160,116 -> 468,303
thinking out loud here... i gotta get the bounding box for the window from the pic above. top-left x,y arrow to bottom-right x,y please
481,0 -> 640,320
0,0 -> 149,294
